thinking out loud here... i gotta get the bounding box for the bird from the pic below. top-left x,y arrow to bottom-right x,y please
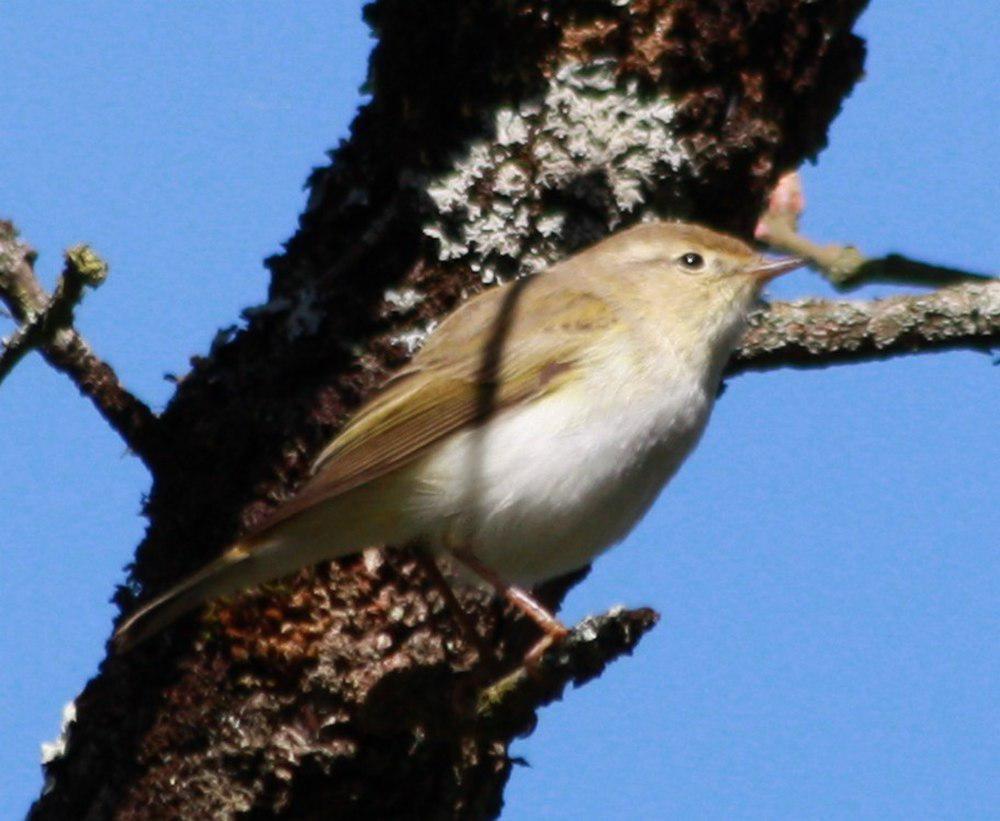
114,221 -> 801,659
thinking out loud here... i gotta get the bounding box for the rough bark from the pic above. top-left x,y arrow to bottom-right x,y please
32,2 -> 873,818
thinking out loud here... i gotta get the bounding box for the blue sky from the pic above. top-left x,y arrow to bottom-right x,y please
1,2 -> 996,818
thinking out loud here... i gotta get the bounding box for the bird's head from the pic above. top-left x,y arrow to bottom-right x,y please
586,220 -> 803,350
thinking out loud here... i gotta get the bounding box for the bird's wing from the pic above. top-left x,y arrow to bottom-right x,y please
250,278 -> 621,533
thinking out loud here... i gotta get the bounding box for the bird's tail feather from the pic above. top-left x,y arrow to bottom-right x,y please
112,491 -> 388,652
113,543 -> 262,653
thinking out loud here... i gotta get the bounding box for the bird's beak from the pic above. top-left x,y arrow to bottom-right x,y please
745,255 -> 805,282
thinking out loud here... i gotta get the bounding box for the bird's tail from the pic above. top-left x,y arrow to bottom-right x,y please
113,543 -> 263,653
112,485 -> 397,652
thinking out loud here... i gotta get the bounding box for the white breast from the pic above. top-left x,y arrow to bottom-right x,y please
401,346 -> 715,585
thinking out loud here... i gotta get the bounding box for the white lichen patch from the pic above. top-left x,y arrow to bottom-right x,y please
945,280 -> 1000,318
41,700 -> 76,765
390,319 -> 439,354
41,700 -> 77,773
383,287 -> 426,314
362,546 -> 385,575
420,59 -> 692,283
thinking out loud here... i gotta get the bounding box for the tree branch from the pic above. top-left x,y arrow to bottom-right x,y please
0,220 -> 161,467
754,170 -> 994,292
759,210 -> 993,292
732,281 -> 1000,374
741,170 -> 999,371
477,607 -> 659,735
0,241 -> 107,382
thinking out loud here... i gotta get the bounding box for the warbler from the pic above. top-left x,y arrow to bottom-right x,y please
115,221 -> 801,657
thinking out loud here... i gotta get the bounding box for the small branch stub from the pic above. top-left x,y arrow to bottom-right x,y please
477,607 -> 659,735
64,244 -> 110,287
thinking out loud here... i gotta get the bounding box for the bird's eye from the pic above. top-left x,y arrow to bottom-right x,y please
678,252 -> 705,270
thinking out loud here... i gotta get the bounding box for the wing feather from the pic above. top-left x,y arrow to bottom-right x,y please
249,278 -> 620,534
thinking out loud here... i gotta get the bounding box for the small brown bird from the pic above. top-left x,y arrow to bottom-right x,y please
114,221 -> 801,658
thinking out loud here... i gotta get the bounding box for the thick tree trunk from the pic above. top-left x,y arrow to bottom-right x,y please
33,2 -> 869,817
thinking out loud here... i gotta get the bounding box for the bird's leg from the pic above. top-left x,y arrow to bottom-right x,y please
449,550 -> 570,669
411,549 -> 496,665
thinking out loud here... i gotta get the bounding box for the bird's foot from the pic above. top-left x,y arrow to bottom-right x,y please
522,623 -> 570,676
